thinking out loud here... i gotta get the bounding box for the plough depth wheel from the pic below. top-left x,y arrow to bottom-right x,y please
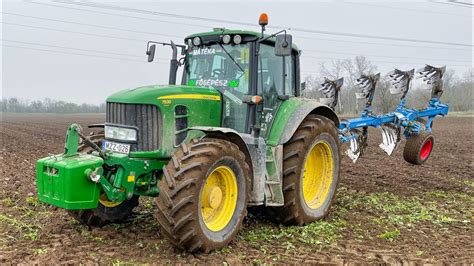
403,131 -> 434,165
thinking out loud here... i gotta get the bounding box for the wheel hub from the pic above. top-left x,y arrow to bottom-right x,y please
200,166 -> 238,232
420,138 -> 433,160
98,193 -> 122,208
302,140 -> 334,209
206,186 -> 223,209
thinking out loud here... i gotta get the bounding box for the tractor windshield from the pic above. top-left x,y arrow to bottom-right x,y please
184,43 -> 251,133
184,43 -> 250,94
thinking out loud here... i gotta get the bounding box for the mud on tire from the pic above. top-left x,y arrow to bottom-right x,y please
403,131 -> 434,165
272,114 -> 340,225
155,138 -> 250,252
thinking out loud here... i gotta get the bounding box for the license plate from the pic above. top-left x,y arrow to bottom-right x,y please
103,141 -> 130,154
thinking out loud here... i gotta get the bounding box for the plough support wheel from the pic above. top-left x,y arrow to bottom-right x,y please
403,131 -> 434,165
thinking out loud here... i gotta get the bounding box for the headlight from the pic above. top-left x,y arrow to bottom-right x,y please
192,36 -> 201,46
233,35 -> 242,44
105,125 -> 137,142
222,34 -> 231,44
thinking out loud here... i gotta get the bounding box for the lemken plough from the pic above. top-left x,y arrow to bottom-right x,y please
323,65 -> 448,164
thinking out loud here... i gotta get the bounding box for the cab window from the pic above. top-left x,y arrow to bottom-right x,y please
257,43 -> 294,98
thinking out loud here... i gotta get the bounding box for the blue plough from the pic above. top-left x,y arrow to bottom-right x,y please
319,65 -> 449,164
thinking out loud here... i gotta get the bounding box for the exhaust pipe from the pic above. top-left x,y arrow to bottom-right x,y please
169,41 -> 178,85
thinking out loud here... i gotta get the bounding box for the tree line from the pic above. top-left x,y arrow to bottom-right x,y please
2,56 -> 472,114
1,98 -> 106,113
302,56 -> 473,114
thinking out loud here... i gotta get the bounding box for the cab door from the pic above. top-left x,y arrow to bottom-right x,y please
257,43 -> 295,138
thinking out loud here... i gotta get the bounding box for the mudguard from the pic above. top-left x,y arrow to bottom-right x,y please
189,126 -> 266,204
267,97 -> 339,146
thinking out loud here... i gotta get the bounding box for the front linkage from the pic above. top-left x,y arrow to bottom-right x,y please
37,124 -> 162,210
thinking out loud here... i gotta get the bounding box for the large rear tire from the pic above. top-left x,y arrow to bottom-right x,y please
155,138 -> 250,252
68,131 -> 139,227
272,115 -> 340,225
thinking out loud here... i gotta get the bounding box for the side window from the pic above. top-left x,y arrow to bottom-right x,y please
257,44 -> 295,136
257,44 -> 294,97
285,54 -> 295,96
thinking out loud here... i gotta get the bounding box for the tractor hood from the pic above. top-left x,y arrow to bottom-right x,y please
106,85 -> 221,105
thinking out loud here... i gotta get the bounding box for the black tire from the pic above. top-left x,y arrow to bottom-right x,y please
272,114 -> 340,225
403,131 -> 434,165
68,196 -> 139,227
68,130 -> 139,227
78,131 -> 105,154
155,138 -> 250,252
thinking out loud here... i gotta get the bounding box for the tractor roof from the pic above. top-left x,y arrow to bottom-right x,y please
185,29 -> 299,51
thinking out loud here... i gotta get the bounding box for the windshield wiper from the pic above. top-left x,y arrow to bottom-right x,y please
218,43 -> 244,73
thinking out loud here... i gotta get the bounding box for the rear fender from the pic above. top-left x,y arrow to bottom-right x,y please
267,98 -> 340,146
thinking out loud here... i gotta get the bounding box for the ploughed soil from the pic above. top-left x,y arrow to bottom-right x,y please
1,113 -> 473,264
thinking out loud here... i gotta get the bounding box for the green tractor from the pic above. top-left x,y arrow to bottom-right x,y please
36,14 -> 340,252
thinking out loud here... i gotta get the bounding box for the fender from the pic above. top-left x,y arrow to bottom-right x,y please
267,97 -> 340,146
188,126 -> 265,204
189,127 -> 250,152
188,127 -> 253,175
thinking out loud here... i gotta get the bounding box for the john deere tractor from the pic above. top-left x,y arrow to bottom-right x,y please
36,14 -> 340,252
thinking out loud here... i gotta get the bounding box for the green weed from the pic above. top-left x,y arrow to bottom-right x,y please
377,229 -> 400,241
0,214 -> 39,241
25,196 -> 39,207
242,218 -> 346,249
337,188 -> 473,228
1,197 -> 15,207
33,248 -> 48,255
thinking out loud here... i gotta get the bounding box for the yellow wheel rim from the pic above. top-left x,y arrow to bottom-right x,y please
302,140 -> 334,209
99,193 -> 122,208
200,166 -> 238,232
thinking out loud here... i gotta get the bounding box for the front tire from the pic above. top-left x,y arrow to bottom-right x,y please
69,195 -> 139,227
155,138 -> 250,252
274,115 -> 340,225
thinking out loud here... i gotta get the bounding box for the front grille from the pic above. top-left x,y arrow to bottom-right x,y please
106,102 -> 161,151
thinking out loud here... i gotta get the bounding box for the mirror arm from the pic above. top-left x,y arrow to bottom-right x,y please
146,40 -> 186,60
147,40 -> 186,50
258,29 -> 287,43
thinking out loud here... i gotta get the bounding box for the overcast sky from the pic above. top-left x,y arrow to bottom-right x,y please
1,0 -> 473,104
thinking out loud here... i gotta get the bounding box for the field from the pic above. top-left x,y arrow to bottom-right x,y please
1,114 -> 473,264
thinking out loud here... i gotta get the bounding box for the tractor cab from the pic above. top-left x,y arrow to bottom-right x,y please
146,17 -> 301,137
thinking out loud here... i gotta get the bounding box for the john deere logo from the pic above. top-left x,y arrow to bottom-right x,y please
228,80 -> 239,88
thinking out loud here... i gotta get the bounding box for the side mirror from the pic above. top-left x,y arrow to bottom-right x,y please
146,44 -> 156,62
275,34 -> 292,56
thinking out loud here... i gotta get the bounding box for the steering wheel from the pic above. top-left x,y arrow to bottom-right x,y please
212,69 -> 223,78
